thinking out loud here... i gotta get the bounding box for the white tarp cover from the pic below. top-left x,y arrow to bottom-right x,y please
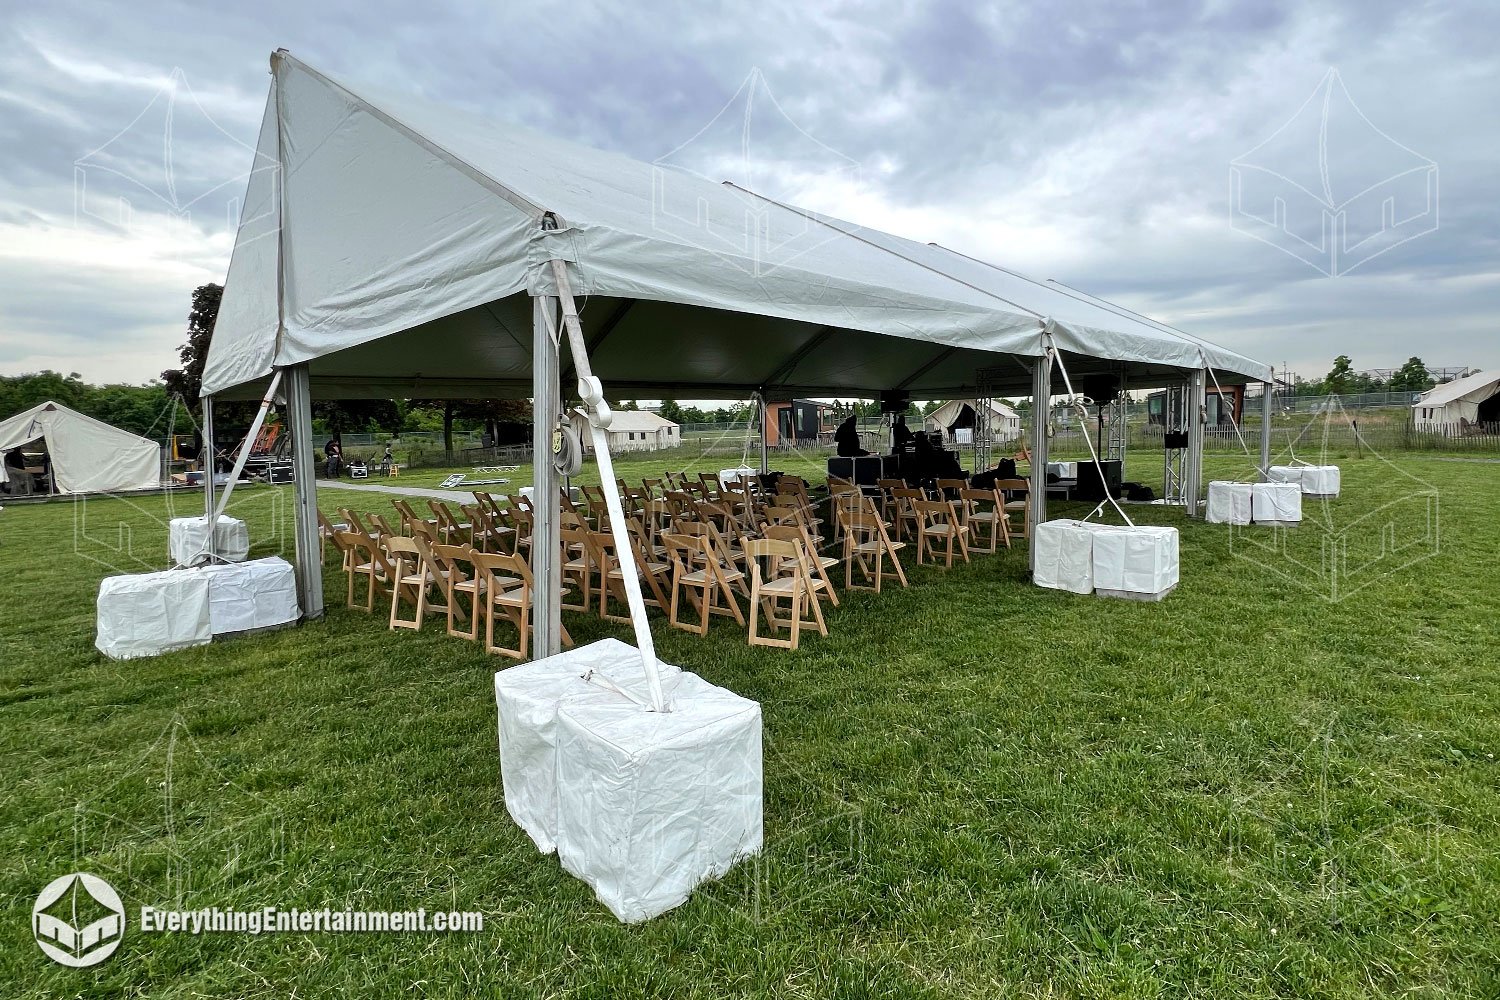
1268,465 -> 1341,497
1046,461 -> 1079,479
555,669 -> 762,923
1032,518 -> 1098,595
168,515 -> 251,566
202,51 -> 1272,401
1252,482 -> 1303,526
719,467 -> 757,485
1206,481 -> 1254,525
96,569 -> 213,660
0,401 -> 160,495
1092,525 -> 1180,601
494,638 -> 683,854
195,557 -> 301,634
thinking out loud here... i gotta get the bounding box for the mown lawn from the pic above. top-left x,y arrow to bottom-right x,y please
2,451 -> 1497,998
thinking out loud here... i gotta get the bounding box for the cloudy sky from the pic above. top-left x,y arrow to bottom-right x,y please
0,0 -> 1494,388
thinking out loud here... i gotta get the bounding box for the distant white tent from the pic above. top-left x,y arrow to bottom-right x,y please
0,401 -> 161,495
1412,370 -> 1500,430
571,410 -> 679,453
924,398 -> 1021,446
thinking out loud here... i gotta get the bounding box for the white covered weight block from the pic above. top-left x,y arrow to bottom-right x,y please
1297,465 -> 1340,498
719,466 -> 757,485
1206,481 -> 1254,525
1092,525 -> 1179,601
1252,482 -> 1303,527
195,557 -> 301,635
494,638 -> 683,854
1046,461 -> 1078,479
554,670 -> 762,923
169,515 -> 250,566
96,569 -> 212,660
1032,518 -> 1099,595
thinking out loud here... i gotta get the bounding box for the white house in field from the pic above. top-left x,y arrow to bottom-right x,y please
924,398 -> 1021,446
572,410 -> 681,452
1412,370 -> 1500,431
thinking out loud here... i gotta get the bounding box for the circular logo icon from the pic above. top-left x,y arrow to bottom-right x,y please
32,872 -> 125,967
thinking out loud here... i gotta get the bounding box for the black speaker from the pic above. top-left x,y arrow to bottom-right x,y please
1081,374 -> 1120,405
880,390 -> 911,413
1164,431 -> 1189,449
828,456 -> 882,486
1074,460 -> 1122,501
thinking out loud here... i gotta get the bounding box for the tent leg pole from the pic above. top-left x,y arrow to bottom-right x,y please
284,365 -> 324,619
202,395 -> 216,520
531,294 -> 563,659
1185,369 -> 1206,516
757,391 -> 769,475
1028,354 -> 1051,574
1259,380 -> 1274,480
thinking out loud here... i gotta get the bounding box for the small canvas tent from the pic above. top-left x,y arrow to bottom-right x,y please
571,410 -> 679,452
0,402 -> 160,495
924,398 -> 1021,446
1412,370 -> 1500,430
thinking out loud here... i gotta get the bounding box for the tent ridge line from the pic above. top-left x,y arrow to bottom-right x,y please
273,50 -> 549,223
723,181 -> 1046,322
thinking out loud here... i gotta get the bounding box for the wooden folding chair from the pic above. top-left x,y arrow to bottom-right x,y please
432,542 -> 483,639
383,534 -> 445,630
744,537 -> 828,651
336,530 -> 391,610
994,478 -> 1030,541
470,550 -> 574,659
838,504 -> 908,592
391,498 -> 438,536
877,479 -> 907,527
662,531 -> 745,635
366,511 -> 400,542
559,526 -> 594,613
913,499 -> 970,567
936,478 -> 969,502
959,487 -> 1010,552
428,499 -> 471,544
319,510 -> 349,566
764,522 -> 839,607
890,488 -> 925,542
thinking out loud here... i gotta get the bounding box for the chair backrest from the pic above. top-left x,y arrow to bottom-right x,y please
461,503 -> 487,532
472,549 -> 530,588
913,499 -> 958,529
994,478 -> 1029,494
428,499 -> 460,533
661,531 -> 710,577
338,529 -> 388,570
408,518 -> 439,542
642,478 -> 665,498
743,536 -> 810,586
366,512 -> 398,538
877,478 -> 905,492
936,478 -> 969,500
318,509 -> 338,534
431,542 -> 474,584
892,488 -> 925,512
339,507 -> 370,536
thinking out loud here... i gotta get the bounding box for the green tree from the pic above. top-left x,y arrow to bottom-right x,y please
1389,357 -> 1434,394
658,399 -> 685,424
1323,356 -> 1355,395
161,283 -> 222,404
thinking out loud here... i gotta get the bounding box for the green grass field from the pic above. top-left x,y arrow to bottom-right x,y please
3,450 -> 1497,998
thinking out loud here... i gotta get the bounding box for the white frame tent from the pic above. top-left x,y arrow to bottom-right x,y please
203,50 -> 1276,651
0,401 -> 161,496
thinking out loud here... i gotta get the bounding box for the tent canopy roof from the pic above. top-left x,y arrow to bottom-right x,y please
203,50 -> 1272,402
1414,370 -> 1500,408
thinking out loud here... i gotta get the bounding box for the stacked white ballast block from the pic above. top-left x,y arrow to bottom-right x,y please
168,514 -> 250,566
494,638 -> 763,922
1251,482 -> 1303,527
1268,464 -> 1341,499
1206,481 -> 1254,525
96,556 -> 301,659
1033,519 -> 1180,601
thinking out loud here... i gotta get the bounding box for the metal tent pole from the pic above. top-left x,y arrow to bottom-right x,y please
202,395 -> 216,517
531,294 -> 563,659
1260,380 -> 1274,480
284,365 -> 324,619
1028,352 -> 1051,573
757,391 -> 769,474
1184,368 -> 1207,516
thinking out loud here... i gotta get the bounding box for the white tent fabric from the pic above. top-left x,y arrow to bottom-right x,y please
203,51 -> 1272,401
1412,370 -> 1500,429
0,401 -> 160,495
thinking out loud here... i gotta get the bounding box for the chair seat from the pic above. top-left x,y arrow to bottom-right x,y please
610,562 -> 669,580
681,567 -> 744,586
759,577 -> 828,596
851,539 -> 904,554
352,562 -> 390,580
815,555 -> 839,570
969,511 -> 1001,524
